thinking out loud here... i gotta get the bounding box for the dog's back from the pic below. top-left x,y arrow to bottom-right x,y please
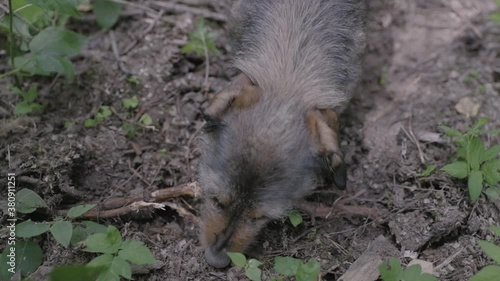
228,0 -> 366,109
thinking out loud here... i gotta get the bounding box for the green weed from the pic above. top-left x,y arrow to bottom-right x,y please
469,226 -> 500,281
378,258 -> 437,281
440,118 -> 500,202
227,253 -> 321,281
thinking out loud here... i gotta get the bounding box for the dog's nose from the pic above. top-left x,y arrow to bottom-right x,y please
204,246 -> 231,268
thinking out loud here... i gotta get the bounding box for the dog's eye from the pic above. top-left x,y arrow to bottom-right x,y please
211,197 -> 226,210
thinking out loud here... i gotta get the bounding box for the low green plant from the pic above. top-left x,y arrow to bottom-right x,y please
1,0 -> 122,84
139,113 -> 153,125
378,258 -> 437,281
122,122 -> 139,138
182,17 -> 221,91
126,75 -> 142,86
181,17 -> 221,57
10,84 -> 43,115
227,253 -> 321,281
470,226 -> 500,281
379,70 -> 388,86
85,105 -> 112,127
489,0 -> 500,22
122,96 -> 139,110
0,188 -> 157,281
440,118 -> 500,202
84,225 -> 158,281
273,256 -> 321,281
288,210 -> 303,227
227,252 -> 263,281
0,188 -> 104,279
418,164 -> 437,177
463,70 -> 480,85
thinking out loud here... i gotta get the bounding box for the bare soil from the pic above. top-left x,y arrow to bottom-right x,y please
1,0 -> 500,280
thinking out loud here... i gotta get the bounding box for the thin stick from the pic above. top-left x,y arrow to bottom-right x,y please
57,182 -> 202,217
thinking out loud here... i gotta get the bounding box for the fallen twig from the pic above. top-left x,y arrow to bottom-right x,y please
57,182 -> 201,218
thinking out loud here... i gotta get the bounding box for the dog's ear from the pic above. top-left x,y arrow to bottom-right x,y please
306,109 -> 347,190
204,73 -> 263,119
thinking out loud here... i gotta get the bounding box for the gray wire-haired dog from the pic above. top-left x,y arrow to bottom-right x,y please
197,0 -> 366,268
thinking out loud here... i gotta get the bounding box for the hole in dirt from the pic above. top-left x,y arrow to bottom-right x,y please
69,157 -> 87,188
422,226 -> 467,251
493,70 -> 500,83
323,272 -> 341,281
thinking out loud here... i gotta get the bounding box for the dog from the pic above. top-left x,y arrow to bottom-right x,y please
197,0 -> 366,268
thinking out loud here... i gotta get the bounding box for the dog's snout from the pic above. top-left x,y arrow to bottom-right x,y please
204,246 -> 231,268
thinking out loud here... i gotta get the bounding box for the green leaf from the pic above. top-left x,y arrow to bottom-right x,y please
16,188 -> 48,213
468,170 -> 483,202
489,226 -> 500,237
378,258 -> 403,281
470,117 -> 488,133
485,186 -> 500,201
469,137 -> 485,170
227,252 -> 247,267
288,210 -> 303,227
0,16 -> 32,39
439,125 -> 462,137
96,268 -> 120,281
58,56 -> 75,82
17,240 -> 44,276
470,265 -> 500,281
481,145 -> 500,163
50,221 -> 73,247
82,221 -> 108,233
245,267 -> 262,281
24,85 -> 38,102
71,220 -> 108,246
296,259 -> 321,281
16,220 -> 51,237
29,27 -> 88,56
16,101 -> 34,115
67,204 -> 96,218
122,96 -> 139,109
15,54 -> 76,82
247,259 -> 263,268
482,159 -> 500,186
84,226 -> 122,254
0,240 -> 44,278
400,264 -> 423,281
84,119 -> 96,128
88,254 -> 113,267
48,265 -> 106,281
477,240 -> 500,264
118,240 -> 157,265
420,273 -> 438,281
441,161 -> 468,179
100,106 -> 112,118
26,0 -> 81,17
94,0 -> 122,28
274,257 -> 301,276
419,165 -> 437,177
111,256 -> 132,279
139,113 -> 153,125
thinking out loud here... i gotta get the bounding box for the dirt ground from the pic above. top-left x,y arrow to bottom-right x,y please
1,0 -> 500,280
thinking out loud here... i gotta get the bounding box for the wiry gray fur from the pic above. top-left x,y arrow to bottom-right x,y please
228,0 -> 366,109
198,0 -> 366,268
